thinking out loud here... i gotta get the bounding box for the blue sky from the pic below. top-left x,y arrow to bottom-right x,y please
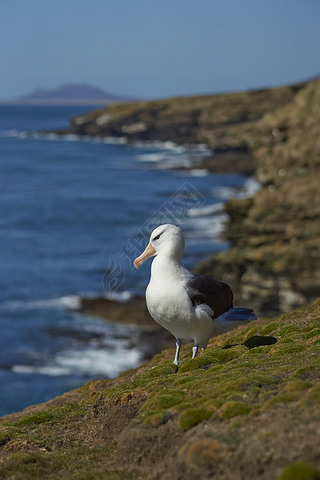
1,0 -> 319,99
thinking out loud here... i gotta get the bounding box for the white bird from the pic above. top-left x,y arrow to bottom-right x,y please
134,224 -> 256,365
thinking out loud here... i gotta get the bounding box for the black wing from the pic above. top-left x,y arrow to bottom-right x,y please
185,274 -> 233,318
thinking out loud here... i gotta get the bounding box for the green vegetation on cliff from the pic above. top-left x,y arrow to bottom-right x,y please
1,299 -> 319,479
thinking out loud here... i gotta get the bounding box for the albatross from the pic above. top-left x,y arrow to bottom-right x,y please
134,224 -> 256,365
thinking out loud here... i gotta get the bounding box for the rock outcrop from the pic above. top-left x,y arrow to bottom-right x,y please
197,78 -> 320,316
64,83 -> 305,174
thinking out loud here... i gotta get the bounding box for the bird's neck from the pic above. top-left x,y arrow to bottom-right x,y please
150,253 -> 184,281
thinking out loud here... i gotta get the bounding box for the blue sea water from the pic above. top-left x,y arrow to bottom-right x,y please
0,105 -> 257,416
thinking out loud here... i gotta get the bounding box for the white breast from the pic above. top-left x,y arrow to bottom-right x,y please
145,257 -> 214,345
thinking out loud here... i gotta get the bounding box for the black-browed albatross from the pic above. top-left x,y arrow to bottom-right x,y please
134,224 -> 256,365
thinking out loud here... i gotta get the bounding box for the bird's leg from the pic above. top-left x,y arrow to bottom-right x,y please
192,345 -> 198,359
173,338 -> 181,365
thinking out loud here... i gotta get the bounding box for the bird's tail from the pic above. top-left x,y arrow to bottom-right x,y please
217,307 -> 257,322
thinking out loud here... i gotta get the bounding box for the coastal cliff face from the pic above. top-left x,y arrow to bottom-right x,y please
197,78 -> 320,316
67,78 -> 319,317
66,83 -> 304,175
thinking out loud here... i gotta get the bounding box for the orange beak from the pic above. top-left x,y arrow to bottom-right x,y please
133,242 -> 156,269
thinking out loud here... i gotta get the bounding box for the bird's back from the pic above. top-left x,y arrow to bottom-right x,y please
185,274 -> 233,318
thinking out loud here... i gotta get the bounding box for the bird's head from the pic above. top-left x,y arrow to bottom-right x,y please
133,224 -> 185,269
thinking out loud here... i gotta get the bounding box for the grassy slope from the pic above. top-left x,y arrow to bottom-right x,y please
0,299 -> 319,480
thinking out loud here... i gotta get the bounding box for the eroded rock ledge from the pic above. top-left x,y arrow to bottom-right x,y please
196,78 -> 320,316
58,82 -> 305,175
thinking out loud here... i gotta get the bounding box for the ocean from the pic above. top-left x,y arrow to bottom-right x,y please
0,105 -> 258,416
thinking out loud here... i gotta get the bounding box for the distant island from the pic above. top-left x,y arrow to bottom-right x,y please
0,83 -> 134,106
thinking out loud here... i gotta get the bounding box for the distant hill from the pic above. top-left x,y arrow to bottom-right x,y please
1,84 -> 134,105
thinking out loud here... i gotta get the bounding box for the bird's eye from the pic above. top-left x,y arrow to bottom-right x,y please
153,233 -> 162,241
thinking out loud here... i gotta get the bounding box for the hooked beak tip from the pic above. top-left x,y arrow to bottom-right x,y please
133,259 -> 139,269
133,242 -> 155,271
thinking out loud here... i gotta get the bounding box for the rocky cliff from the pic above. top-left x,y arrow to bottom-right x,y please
63,83 -> 304,176
66,83 -> 303,148
197,78 -> 320,316
65,78 -> 319,317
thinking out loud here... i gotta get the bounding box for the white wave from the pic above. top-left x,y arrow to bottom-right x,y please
0,129 -> 130,146
240,177 -> 260,197
187,202 -> 224,217
187,169 -> 209,176
6,129 -> 28,139
12,345 -> 141,378
213,178 -> 260,201
103,290 -> 132,303
212,185 -> 240,200
136,153 -> 167,162
186,214 -> 228,239
155,157 -> 193,169
134,140 -> 187,153
193,143 -> 212,153
60,133 -> 81,141
12,365 -> 72,376
55,346 -> 141,376
0,295 -> 81,312
0,129 -> 19,138
102,136 -> 128,144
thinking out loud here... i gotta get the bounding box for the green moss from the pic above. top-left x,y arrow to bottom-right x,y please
0,431 -> 11,446
244,326 -> 261,338
294,363 -> 320,379
129,364 -> 177,386
15,403 -> 91,427
305,327 -> 320,339
16,410 -> 56,426
272,343 -> 305,356
144,393 -> 184,411
260,322 -> 279,335
8,452 -> 38,465
300,385 -> 320,407
218,401 -> 251,420
0,426 -> 19,446
178,407 -> 213,430
278,462 -> 320,480
0,448 -> 141,480
141,411 -> 165,426
215,347 -> 246,362
251,373 -> 276,385
173,375 -> 195,386
262,393 -> 297,409
284,380 -> 312,393
279,325 -> 301,336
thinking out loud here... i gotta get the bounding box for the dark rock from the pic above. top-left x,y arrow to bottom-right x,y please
243,335 -> 277,349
